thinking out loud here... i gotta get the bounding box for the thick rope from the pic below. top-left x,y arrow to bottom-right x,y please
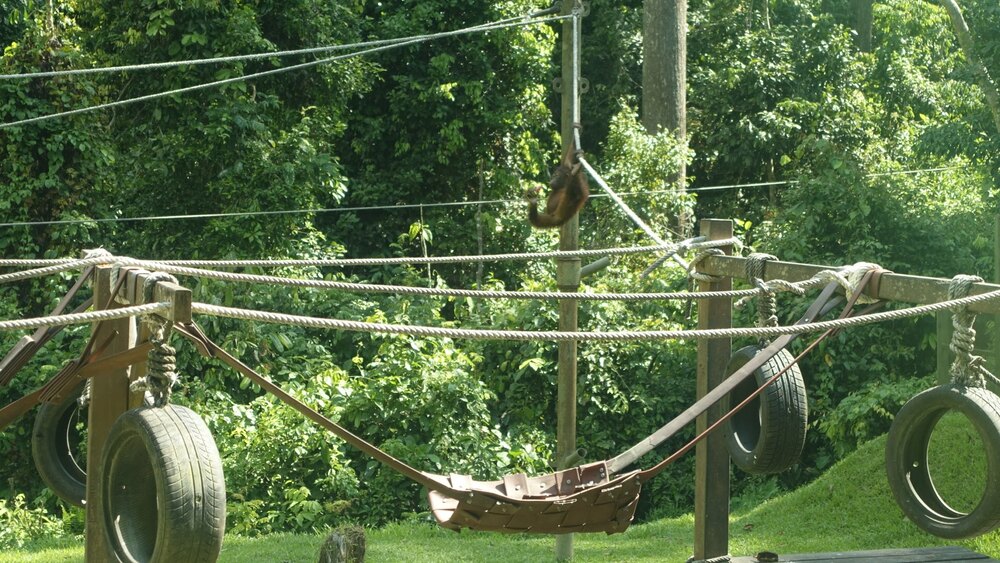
0,303 -> 170,331
131,315 -> 178,406
743,253 -> 779,346
948,274 -> 997,388
686,249 -> 725,283
0,255 -> 115,285
133,259 -> 764,302
0,240 -> 732,269
189,287 -> 1000,342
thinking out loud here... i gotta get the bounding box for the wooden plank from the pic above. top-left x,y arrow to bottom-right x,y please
699,255 -> 1000,315
85,266 -> 135,563
693,219 -> 734,560
118,267 -> 192,323
730,546 -> 994,562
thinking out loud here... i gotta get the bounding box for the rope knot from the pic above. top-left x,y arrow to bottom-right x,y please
813,262 -> 882,304
132,312 -> 179,406
947,274 -> 990,388
688,248 -> 724,283
83,248 -> 112,260
740,254 -> 779,345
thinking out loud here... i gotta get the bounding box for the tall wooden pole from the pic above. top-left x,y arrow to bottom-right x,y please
693,219 -> 733,561
555,1 -> 581,560
85,267 -> 135,562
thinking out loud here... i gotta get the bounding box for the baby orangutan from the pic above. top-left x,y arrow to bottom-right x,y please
526,147 -> 590,229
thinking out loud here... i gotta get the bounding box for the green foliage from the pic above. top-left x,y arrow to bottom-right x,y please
0,494 -> 68,551
0,5 -> 114,259
327,0 -> 555,282
819,374 -> 934,458
587,103 -> 693,246
2,0 -> 1000,539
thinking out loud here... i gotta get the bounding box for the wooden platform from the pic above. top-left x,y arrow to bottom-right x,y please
730,546 -> 997,563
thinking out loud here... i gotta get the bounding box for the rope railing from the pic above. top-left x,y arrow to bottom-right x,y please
188,288 -> 1000,342
0,303 -> 169,332
0,238 -> 739,273
0,246 -> 885,305
0,240 -> 734,270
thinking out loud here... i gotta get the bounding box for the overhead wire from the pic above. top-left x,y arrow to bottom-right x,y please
0,12 -> 570,130
0,165 -> 968,229
0,6 -> 560,80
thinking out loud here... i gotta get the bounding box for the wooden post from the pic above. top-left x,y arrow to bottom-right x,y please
993,214 -> 1000,376
85,267 -> 135,562
556,0 -> 581,560
693,219 -> 733,561
84,267 -> 192,562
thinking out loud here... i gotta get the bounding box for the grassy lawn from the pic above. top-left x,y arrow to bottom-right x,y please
6,413 -> 1000,562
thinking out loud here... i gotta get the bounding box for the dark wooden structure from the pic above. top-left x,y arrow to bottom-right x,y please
731,546 -> 996,562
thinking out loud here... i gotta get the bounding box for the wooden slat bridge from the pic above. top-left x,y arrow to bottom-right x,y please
731,546 -> 997,562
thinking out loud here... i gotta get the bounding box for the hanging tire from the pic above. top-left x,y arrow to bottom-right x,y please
32,382 -> 88,507
101,405 -> 226,563
722,345 -> 808,474
885,384 -> 1000,539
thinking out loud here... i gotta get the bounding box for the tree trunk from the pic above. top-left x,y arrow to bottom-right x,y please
853,0 -> 873,52
642,0 -> 689,236
937,0 -> 1000,134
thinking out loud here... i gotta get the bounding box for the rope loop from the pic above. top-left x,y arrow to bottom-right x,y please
813,262 -> 882,305
688,249 -> 724,283
745,254 -> 779,339
83,248 -> 112,260
132,315 -> 178,406
142,272 -> 179,303
948,274 -> 992,388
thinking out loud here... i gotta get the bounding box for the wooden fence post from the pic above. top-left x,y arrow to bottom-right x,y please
85,266 -> 135,562
693,219 -> 733,561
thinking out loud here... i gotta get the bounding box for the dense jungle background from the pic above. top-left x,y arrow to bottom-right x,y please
0,0 -> 998,545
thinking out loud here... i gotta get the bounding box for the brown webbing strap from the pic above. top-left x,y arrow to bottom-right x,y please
636,269 -> 880,482
0,315 -> 116,432
177,323 -> 647,534
607,280 -> 844,475
174,323 -> 449,492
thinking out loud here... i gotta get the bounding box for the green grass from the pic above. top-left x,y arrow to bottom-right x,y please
6,413 -> 1000,562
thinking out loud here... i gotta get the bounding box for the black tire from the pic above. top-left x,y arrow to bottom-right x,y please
101,405 -> 226,563
32,382 -> 88,507
722,345 -> 808,474
885,384 -> 1000,539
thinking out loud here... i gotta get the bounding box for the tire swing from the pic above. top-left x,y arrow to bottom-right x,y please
33,381 -> 155,507
722,345 -> 807,474
723,253 -> 808,474
885,274 -> 1000,539
100,316 -> 225,563
32,381 -> 89,507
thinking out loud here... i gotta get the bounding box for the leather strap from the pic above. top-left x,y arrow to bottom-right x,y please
608,280 -> 844,475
